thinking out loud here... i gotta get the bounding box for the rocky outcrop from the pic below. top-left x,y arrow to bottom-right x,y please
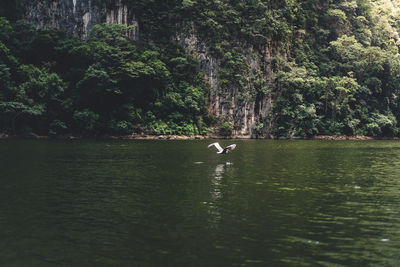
176,28 -> 274,138
18,0 -> 139,40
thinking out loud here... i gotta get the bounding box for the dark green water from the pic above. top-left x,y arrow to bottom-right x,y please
1,140 -> 400,266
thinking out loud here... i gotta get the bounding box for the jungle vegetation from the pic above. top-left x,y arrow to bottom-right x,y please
1,0 -> 400,137
0,20 -> 208,136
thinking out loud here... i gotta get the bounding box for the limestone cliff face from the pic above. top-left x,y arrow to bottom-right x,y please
16,0 -> 274,138
19,0 -> 139,40
178,30 -> 274,138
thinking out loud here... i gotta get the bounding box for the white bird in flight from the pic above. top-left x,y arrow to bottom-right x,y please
208,142 -> 236,154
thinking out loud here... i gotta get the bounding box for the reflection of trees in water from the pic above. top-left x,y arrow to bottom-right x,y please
207,162 -> 232,229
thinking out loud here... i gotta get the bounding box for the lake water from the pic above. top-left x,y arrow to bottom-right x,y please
1,140 -> 400,266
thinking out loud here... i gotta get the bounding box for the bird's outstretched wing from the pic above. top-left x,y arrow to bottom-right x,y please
226,144 -> 236,151
208,142 -> 224,153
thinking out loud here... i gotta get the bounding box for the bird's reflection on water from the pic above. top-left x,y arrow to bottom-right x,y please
207,162 -> 233,228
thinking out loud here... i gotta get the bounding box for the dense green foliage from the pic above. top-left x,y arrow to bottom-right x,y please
2,0 -> 400,137
132,0 -> 400,137
265,0 -> 400,137
0,18 -> 208,136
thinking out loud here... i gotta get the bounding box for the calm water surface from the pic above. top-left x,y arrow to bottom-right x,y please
1,140 -> 400,266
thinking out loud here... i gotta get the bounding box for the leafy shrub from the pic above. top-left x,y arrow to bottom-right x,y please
49,119 -> 67,135
73,109 -> 99,133
219,121 -> 233,136
253,123 -> 264,136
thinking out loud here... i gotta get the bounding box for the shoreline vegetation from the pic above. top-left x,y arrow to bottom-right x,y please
1,133 -> 398,141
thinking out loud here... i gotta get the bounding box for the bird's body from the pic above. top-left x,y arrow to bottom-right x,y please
208,142 -> 236,154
